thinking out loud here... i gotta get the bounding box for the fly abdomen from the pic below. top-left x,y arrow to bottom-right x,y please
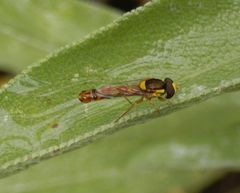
79,90 -> 93,103
79,89 -> 106,103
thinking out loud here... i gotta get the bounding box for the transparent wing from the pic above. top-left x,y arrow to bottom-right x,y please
79,77 -> 153,98
105,77 -> 152,86
96,85 -> 144,98
79,77 -> 154,87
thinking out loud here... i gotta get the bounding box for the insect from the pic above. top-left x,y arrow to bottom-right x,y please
79,77 -> 177,122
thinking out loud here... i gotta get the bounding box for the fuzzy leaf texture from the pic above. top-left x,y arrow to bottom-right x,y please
1,92 -> 240,192
0,0 -> 120,73
0,0 -> 240,179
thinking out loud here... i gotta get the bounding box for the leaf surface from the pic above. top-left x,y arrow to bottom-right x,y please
0,0 -> 240,178
0,0 -> 120,73
0,92 -> 240,193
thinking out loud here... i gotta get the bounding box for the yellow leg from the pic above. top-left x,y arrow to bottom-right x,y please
158,95 -> 166,101
123,96 -> 133,104
158,96 -> 172,106
114,97 -> 144,122
147,98 -> 160,113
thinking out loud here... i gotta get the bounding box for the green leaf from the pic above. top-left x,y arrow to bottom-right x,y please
0,0 -> 240,178
0,0 -> 120,73
0,92 -> 239,193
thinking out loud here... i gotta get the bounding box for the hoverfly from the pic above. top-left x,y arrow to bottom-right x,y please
79,78 -> 177,122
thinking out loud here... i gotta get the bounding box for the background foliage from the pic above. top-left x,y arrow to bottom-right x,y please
0,0 -> 240,192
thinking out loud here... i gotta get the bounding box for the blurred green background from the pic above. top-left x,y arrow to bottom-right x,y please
0,0 -> 240,193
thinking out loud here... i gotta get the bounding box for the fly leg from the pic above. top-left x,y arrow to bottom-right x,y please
158,95 -> 172,106
114,96 -> 145,122
123,96 -> 133,104
147,98 -> 161,113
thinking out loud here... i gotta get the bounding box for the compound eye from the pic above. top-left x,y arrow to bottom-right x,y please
165,83 -> 175,98
164,78 -> 173,84
164,78 -> 175,99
